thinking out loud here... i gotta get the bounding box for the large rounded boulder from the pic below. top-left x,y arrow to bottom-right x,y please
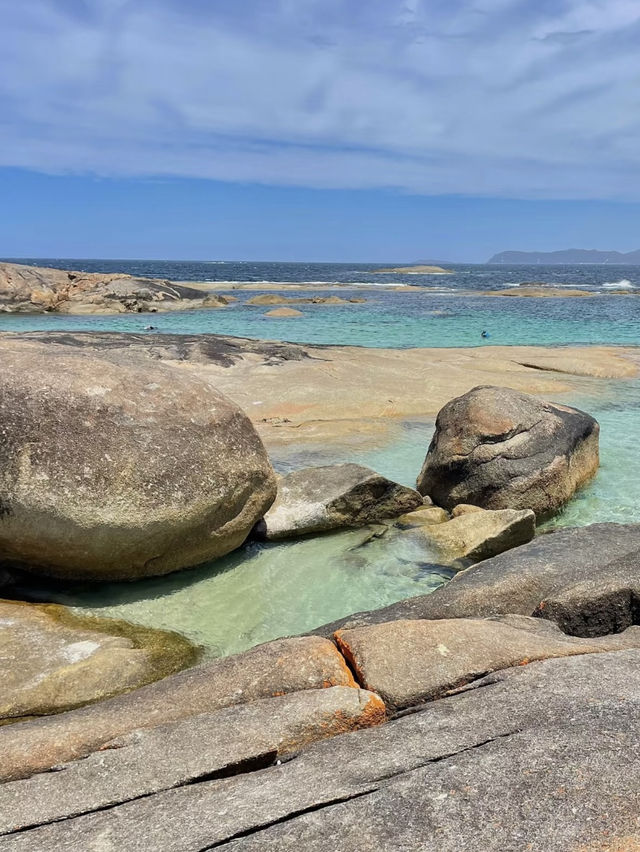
0,340 -> 277,580
417,385 -> 599,519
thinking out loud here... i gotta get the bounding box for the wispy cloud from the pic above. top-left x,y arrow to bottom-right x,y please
1,0 -> 639,199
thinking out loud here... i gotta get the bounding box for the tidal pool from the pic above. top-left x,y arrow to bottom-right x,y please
28,378 -> 640,659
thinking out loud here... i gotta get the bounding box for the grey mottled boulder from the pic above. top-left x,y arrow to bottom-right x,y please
256,463 -> 423,540
417,385 -> 599,519
0,339 -> 276,580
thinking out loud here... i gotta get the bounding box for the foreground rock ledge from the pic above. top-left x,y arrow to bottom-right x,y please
417,385 -> 599,519
0,635 -> 356,782
3,650 -> 639,850
0,339 -> 276,580
335,614 -> 640,711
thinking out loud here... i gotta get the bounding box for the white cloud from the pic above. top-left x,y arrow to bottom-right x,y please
1,0 -> 640,199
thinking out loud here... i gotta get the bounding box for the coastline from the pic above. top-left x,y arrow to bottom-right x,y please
5,330 -> 637,452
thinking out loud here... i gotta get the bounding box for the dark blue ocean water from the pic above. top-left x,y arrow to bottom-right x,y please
4,257 -> 640,289
2,259 -> 640,348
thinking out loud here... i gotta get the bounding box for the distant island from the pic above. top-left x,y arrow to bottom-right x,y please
488,249 -> 640,265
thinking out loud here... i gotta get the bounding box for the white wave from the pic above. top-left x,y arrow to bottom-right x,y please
603,279 -> 635,290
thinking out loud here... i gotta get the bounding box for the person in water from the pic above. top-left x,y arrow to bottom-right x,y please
481,330 -> 490,338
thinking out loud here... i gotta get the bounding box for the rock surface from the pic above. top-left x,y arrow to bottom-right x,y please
0,686 -> 385,836
0,635 -> 355,782
256,464 -> 423,540
315,522 -> 640,635
0,261 -> 218,314
4,650 -> 640,850
406,507 -> 536,562
335,614 -> 640,711
1,332 -> 634,453
0,600 -> 196,722
264,307 -> 304,317
396,505 -> 450,526
417,385 -> 599,519
0,339 -> 276,579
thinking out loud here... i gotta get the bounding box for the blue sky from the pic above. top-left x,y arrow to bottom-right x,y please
1,0 -> 639,261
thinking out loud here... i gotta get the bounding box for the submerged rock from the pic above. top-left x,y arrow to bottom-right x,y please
264,307 -> 304,317
0,600 -> 196,723
417,385 -> 599,519
0,634 -> 356,782
315,522 -> 640,636
256,463 -> 423,540
0,339 -> 277,580
335,614 -> 640,712
404,507 -> 535,563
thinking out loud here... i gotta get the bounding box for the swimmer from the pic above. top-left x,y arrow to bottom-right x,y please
481,330 -> 490,339
144,325 -> 157,331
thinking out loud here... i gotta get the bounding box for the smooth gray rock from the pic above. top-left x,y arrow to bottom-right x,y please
4,650 -> 640,850
256,463 -> 423,540
335,614 -> 640,711
314,523 -> 640,636
417,385 -> 599,519
0,635 -> 356,782
0,686 -> 384,836
0,338 -> 276,580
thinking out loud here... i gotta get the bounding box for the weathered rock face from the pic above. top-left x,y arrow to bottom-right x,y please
0,686 -> 385,837
0,261 -> 214,314
315,523 -> 640,636
0,340 -> 277,580
0,634 -> 356,782
417,385 -> 599,519
0,600 -> 196,723
255,464 -> 423,540
405,507 -> 536,562
335,615 -> 640,712
4,651 -> 640,850
395,505 -> 450,527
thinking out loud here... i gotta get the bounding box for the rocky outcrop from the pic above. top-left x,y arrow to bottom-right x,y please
255,464 -> 423,540
0,600 -> 196,722
396,505 -> 450,526
315,522 -> 640,635
4,650 -> 640,850
0,635 -> 356,782
265,307 -> 304,317
0,686 -> 385,837
247,294 -> 364,306
417,385 -> 599,519
404,507 -> 536,562
0,261 -> 223,314
335,614 -> 640,712
0,339 -> 276,580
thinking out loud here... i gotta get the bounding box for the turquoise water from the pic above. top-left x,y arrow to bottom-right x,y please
23,380 -> 640,657
5,259 -> 640,656
2,290 -> 640,348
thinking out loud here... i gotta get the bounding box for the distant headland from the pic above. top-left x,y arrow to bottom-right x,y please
488,249 -> 640,264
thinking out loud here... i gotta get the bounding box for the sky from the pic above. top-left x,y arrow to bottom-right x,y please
1,0 -> 640,261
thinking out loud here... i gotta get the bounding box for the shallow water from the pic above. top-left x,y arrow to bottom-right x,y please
5,258 -> 640,656
30,381 -> 640,657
